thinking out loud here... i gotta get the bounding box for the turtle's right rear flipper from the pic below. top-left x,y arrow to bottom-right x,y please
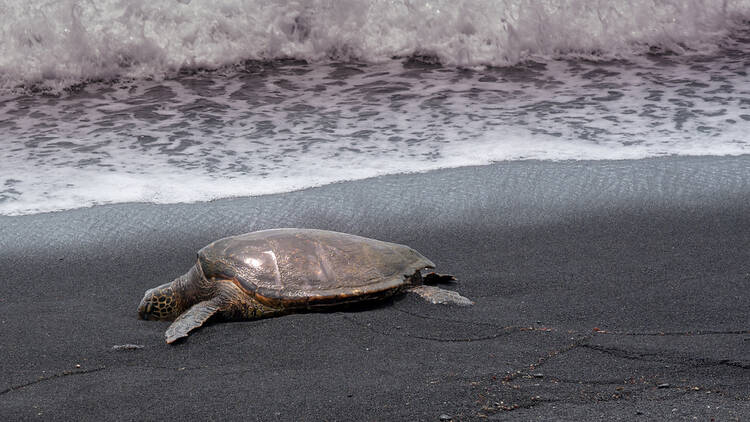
408,285 -> 474,306
423,272 -> 457,285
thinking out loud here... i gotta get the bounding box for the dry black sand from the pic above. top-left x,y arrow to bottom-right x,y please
1,156 -> 749,421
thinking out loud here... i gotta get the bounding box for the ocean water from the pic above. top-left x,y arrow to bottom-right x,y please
1,1 -> 749,216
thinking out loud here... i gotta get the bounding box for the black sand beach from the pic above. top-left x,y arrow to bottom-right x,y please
1,156 -> 749,421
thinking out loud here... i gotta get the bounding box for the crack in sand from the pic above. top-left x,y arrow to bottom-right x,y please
473,329 -> 750,416
603,329 -> 750,337
341,314 -> 557,343
582,343 -> 750,369
392,305 -> 511,329
502,336 -> 591,383
472,336 -> 593,414
346,305 -> 559,342
0,366 -> 107,396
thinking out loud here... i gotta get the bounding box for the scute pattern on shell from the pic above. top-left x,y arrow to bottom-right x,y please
197,229 -> 435,305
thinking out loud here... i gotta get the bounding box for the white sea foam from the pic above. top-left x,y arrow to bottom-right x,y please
2,51 -> 749,216
1,0 -> 749,91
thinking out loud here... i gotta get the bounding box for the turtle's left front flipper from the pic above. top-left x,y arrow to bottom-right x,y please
165,298 -> 222,344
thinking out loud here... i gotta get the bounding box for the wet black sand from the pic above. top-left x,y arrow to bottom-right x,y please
1,156 -> 749,421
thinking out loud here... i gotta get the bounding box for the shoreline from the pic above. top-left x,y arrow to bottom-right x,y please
2,155 -> 749,420
3,154 -> 749,247
2,153 -> 749,219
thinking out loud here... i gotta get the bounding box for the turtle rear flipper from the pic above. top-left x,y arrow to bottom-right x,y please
408,285 -> 474,306
165,298 -> 222,344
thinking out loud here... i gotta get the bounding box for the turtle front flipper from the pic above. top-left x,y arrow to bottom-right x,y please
165,298 -> 223,344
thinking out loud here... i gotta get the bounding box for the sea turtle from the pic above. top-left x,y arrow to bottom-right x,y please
138,228 -> 473,343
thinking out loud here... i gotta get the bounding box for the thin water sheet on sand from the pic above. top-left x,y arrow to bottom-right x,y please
1,156 -> 749,420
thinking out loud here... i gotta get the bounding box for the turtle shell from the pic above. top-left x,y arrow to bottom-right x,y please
197,228 -> 435,308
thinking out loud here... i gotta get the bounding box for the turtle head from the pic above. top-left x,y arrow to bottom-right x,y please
138,282 -> 185,321
139,265 -> 205,321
